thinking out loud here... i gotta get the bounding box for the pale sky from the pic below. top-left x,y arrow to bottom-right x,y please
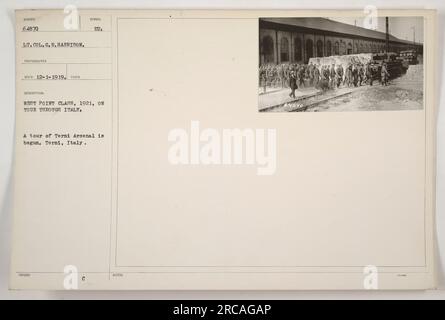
329,17 -> 424,44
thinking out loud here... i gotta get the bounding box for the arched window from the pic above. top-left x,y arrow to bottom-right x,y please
280,37 -> 289,62
334,41 -> 339,55
261,35 -> 274,63
326,40 -> 332,56
347,42 -> 352,54
354,43 -> 359,53
316,40 -> 323,57
360,43 -> 364,53
294,37 -> 302,61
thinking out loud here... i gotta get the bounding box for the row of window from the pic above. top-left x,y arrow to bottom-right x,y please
261,35 -> 397,63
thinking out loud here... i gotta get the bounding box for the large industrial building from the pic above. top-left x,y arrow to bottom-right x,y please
259,18 -> 423,65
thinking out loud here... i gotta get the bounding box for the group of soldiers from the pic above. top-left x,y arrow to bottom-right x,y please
259,61 -> 390,98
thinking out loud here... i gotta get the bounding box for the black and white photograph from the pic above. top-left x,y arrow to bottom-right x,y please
258,17 -> 424,112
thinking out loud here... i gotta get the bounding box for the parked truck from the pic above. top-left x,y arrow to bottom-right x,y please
399,49 -> 418,65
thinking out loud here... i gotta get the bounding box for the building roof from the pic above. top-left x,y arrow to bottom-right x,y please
261,17 -> 421,46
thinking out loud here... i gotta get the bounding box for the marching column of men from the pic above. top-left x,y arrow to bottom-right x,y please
259,61 -> 390,96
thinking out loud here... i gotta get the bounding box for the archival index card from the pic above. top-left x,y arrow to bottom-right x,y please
11,9 -> 437,290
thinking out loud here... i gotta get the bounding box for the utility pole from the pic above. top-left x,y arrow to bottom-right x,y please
385,17 -> 389,54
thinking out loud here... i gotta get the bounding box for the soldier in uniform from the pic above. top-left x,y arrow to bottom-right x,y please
362,63 -> 367,85
313,64 -> 320,89
366,62 -> 374,86
298,64 -> 305,88
308,62 -> 315,86
345,64 -> 352,87
381,62 -> 390,86
266,65 -> 273,87
358,63 -> 364,86
289,70 -> 298,98
304,64 -> 311,87
329,64 -> 336,89
335,64 -> 344,88
295,64 -> 301,88
351,64 -> 359,87
284,64 -> 290,88
272,66 -> 279,87
321,65 -> 330,91
259,65 -> 267,92
278,64 -> 285,88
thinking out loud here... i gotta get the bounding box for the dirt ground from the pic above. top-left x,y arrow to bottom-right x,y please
308,64 -> 423,112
